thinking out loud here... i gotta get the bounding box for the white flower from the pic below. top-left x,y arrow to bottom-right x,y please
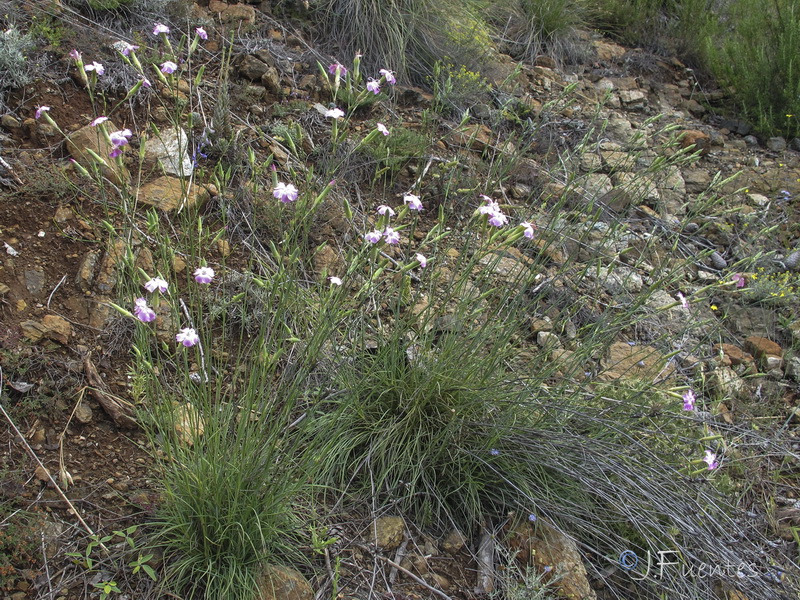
404,194 -> 423,211
325,107 -> 345,119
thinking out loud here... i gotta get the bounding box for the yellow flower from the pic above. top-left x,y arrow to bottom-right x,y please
711,304 -> 718,311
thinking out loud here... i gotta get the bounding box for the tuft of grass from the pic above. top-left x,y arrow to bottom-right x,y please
488,0 -> 591,65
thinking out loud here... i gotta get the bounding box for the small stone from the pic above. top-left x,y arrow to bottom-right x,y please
441,529 -> 467,555
537,331 -> 561,350
1,114 -> 21,129
74,400 -> 92,424
42,315 -> 71,344
766,137 -> 787,152
679,129 -> 711,156
76,251 -> 100,292
370,516 -> 405,550
23,268 -> 46,297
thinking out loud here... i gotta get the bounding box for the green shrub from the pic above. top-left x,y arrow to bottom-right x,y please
702,0 -> 800,138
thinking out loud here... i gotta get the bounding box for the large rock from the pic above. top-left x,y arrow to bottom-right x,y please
506,518 -> 596,600
138,176 -> 210,211
143,126 -> 193,177
743,336 -> 783,370
257,564 -> 313,600
369,516 -> 406,550
600,341 -> 676,383
66,121 -> 130,185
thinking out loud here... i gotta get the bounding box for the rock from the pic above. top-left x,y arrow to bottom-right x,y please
1,114 -> 21,129
74,400 -> 93,424
767,137 -> 787,152
261,67 -> 282,96
682,167 -> 711,193
679,130 -> 711,156
256,564 -> 313,600
593,39 -> 626,61
707,367 -> 748,401
591,266 -> 643,295
441,529 -> 467,555
743,336 -> 782,370
88,296 -> 112,329
172,401 -> 204,445
239,54 -> 270,80
369,516 -> 405,550
537,331 -> 561,350
75,251 -> 100,292
600,342 -> 675,383
95,240 -> 128,295
618,89 -> 647,109
143,127 -> 193,177
23,267 -> 46,297
506,518 -> 596,600
220,3 -> 256,24
138,176 -> 210,211
712,343 -> 755,367
21,315 -> 71,344
784,357 -> 800,381
478,252 -> 529,282
66,121 -> 130,186
448,123 -> 493,152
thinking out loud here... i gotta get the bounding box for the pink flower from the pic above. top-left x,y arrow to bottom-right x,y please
366,79 -> 381,95
84,61 -> 104,75
415,253 -> 427,268
376,123 -> 389,136
91,116 -> 108,126
404,194 -> 423,211
325,107 -> 345,119
153,23 -> 170,35
682,389 -> 696,411
160,61 -> 178,74
140,76 -> 152,89
273,182 -> 299,203
676,292 -> 689,309
479,195 -> 507,227
328,62 -> 347,77
176,327 -> 199,347
365,230 -> 383,244
703,450 -> 719,470
328,276 -> 342,286
488,212 -> 508,227
35,106 -> 50,119
383,227 -> 400,245
144,276 -> 168,294
521,221 -> 536,239
379,68 -> 396,84
110,128 -> 133,147
194,266 -> 215,284
115,41 -> 138,56
69,49 -> 82,62
133,298 -> 156,323
109,129 -> 133,157
195,27 -> 208,40
376,205 -> 395,216
732,273 -> 746,288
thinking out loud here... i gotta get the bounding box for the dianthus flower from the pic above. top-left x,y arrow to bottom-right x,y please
133,298 -> 156,323
383,227 -> 400,245
194,266 -> 215,284
404,194 -> 423,211
273,182 -> 299,203
144,276 -> 168,294
176,328 -> 199,347
379,68 -> 396,85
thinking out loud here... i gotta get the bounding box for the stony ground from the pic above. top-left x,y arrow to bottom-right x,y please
2,2 -> 800,599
